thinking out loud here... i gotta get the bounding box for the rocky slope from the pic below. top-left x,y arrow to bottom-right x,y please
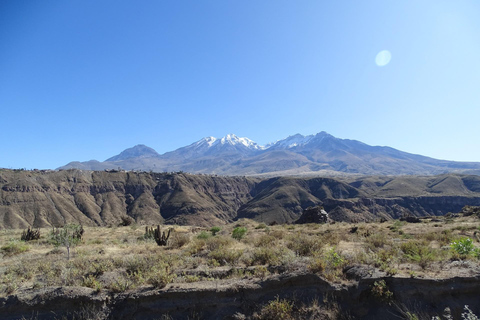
2,169 -> 480,228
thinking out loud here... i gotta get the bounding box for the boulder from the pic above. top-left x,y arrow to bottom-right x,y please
295,206 -> 329,224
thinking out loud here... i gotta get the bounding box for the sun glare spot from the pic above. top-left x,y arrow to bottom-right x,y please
375,50 -> 392,67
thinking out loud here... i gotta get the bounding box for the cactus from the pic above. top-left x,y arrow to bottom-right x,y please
145,225 -> 171,246
21,227 -> 40,241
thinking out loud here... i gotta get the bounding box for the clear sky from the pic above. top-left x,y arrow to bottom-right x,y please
1,1 -> 480,169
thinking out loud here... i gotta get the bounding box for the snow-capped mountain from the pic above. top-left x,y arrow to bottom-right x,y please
194,134 -> 265,151
161,134 -> 265,161
59,132 -> 480,176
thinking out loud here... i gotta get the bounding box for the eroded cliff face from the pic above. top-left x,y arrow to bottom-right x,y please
0,170 -> 257,228
1,169 -> 480,228
1,271 -> 479,320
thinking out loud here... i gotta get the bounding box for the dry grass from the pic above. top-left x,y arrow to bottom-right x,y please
1,216 -> 479,297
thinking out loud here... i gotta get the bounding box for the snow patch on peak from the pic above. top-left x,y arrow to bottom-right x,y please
269,134 -> 314,149
192,136 -> 217,150
202,136 -> 217,146
218,134 -> 264,150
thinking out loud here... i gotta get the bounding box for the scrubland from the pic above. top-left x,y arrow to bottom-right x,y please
2,215 -> 479,301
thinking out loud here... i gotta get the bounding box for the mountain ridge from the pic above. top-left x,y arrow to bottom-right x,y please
58,132 -> 480,176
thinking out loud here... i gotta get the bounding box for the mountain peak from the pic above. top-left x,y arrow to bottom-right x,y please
218,134 -> 262,149
105,144 -> 159,162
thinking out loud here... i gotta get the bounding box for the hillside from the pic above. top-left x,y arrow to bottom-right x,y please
2,169 -> 480,229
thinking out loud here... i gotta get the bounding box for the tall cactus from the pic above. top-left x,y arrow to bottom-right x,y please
145,225 -> 171,246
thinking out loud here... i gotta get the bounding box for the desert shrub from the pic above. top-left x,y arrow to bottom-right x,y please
286,233 -> 321,256
120,255 -> 178,289
389,220 -> 406,233
371,279 -> 393,302
36,259 -> 64,286
169,232 -> 190,249
109,276 -> 132,293
365,232 -> 389,249
70,257 -> 114,278
250,247 -> 281,266
268,229 -> 286,240
144,265 -> 176,288
255,223 -> 267,229
319,230 -> 342,246
423,229 -> 455,245
256,296 -> 294,320
82,274 -> 102,292
205,235 -> 232,251
210,226 -> 221,236
400,240 -> 436,269
1,240 -> 29,256
450,237 -> 475,257
309,247 -> 346,280
255,234 -> 277,248
197,231 -> 211,240
208,247 -> 243,266
187,238 -> 206,255
324,247 -> 345,269
373,247 -> 400,274
232,227 -> 247,240
0,260 -> 35,293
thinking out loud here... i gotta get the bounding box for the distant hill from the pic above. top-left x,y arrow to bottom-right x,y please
58,132 -> 480,176
2,169 -> 480,228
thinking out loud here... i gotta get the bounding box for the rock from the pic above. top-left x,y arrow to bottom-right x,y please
400,216 -> 421,223
344,265 -> 375,280
295,206 -> 329,224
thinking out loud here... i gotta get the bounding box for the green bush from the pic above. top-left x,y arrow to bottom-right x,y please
401,240 -> 436,269
49,224 -> 84,260
232,227 -> 247,240
210,226 -> 221,236
308,247 -> 346,280
450,238 -> 474,256
197,231 -> 211,240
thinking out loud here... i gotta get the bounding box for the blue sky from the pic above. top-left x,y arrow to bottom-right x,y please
1,1 -> 480,169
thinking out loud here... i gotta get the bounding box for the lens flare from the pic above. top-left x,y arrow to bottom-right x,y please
375,50 -> 392,67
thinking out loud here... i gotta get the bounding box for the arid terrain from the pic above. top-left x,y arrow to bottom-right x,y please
2,169 -> 480,229
1,212 -> 479,319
